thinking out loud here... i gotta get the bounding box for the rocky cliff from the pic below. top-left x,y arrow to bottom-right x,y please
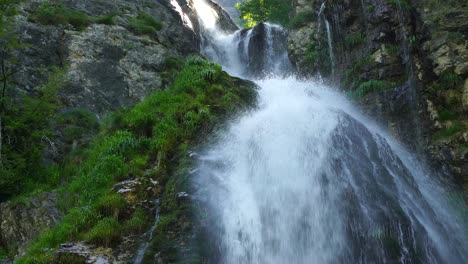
288,0 -> 468,194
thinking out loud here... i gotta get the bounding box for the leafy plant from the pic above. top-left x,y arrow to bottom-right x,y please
236,0 -> 292,27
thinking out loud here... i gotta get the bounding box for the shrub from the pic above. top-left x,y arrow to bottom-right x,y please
93,14 -> 116,25
128,12 -> 162,35
56,109 -> 99,143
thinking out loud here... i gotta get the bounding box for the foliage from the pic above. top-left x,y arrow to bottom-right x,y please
128,12 -> 162,35
438,109 -> 457,121
87,218 -> 122,247
0,68 -> 65,201
385,0 -> 411,10
18,57 -> 256,263
289,11 -> 315,29
350,80 -> 397,98
345,32 -> 366,48
344,56 -> 373,88
55,109 -> 100,144
433,123 -> 465,140
33,1 -> 117,30
33,1 -> 91,30
236,0 -> 291,27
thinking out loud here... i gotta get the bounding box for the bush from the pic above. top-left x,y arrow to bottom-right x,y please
128,12 -> 162,35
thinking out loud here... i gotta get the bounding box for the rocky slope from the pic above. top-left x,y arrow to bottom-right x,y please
0,0 -> 242,262
288,0 -> 468,194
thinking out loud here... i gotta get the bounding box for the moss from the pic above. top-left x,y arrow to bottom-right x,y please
55,253 -> 86,264
128,12 -> 162,35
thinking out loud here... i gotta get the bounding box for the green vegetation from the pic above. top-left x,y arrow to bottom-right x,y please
55,109 -> 100,144
344,55 -> 373,88
304,38 -> 332,75
345,32 -> 366,48
87,217 -> 122,247
236,0 -> 291,27
385,0 -> 411,10
18,56 -> 256,263
32,1 -> 117,30
0,68 -> 65,202
439,109 -> 457,121
289,11 -> 315,29
350,80 -> 397,98
128,12 -> 162,35
433,123 -> 465,140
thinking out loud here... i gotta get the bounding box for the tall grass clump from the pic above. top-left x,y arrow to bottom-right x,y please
128,12 -> 162,35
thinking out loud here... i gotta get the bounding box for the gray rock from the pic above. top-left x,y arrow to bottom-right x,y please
0,193 -> 62,257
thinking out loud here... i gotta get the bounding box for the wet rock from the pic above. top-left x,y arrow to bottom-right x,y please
54,243 -> 113,264
0,193 -> 62,256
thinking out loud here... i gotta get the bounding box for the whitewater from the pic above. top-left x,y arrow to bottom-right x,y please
189,1 -> 468,263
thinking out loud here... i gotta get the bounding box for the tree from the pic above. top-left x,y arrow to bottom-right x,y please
236,0 -> 292,27
0,0 -> 22,166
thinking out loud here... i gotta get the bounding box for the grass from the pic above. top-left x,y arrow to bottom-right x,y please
87,218 -> 122,247
128,12 -> 162,35
345,32 -> 366,48
33,1 -> 117,30
56,109 -> 100,144
17,56 -> 256,264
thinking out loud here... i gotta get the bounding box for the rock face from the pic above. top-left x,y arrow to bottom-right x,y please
15,0 -> 199,116
0,193 -> 62,257
287,0 -> 468,193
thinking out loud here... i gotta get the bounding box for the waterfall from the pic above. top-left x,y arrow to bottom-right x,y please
134,200 -> 161,264
177,2 -> 468,263
324,19 -> 335,75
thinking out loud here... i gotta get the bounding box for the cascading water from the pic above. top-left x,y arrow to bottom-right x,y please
187,1 -> 468,263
